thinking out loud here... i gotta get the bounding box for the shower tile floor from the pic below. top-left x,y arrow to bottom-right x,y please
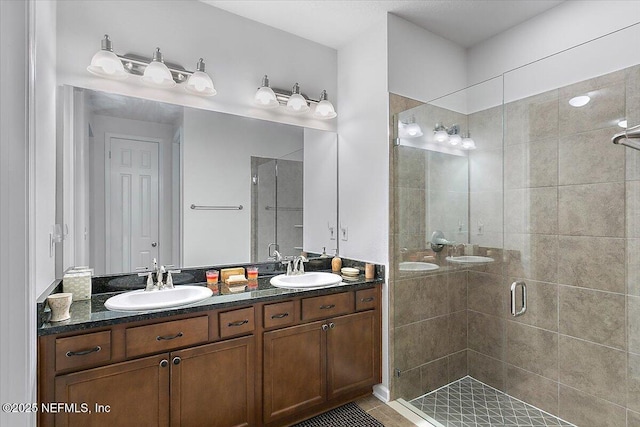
407,377 -> 575,427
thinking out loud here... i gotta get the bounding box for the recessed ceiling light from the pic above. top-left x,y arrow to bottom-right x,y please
569,95 -> 590,107
618,119 -> 628,128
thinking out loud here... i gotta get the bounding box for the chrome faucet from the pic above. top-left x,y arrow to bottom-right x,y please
138,258 -> 180,291
291,255 -> 308,275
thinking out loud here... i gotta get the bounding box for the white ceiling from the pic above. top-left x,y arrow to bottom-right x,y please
201,0 -> 565,49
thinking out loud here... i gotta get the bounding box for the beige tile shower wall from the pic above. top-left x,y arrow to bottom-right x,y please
467,65 -> 640,426
389,94 -> 470,401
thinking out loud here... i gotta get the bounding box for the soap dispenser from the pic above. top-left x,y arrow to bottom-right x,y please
331,250 -> 342,273
319,247 -> 329,258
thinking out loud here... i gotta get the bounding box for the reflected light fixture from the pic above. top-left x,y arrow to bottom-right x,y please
254,75 -> 279,108
398,117 -> 423,138
286,83 -> 310,114
87,35 -> 216,96
569,95 -> 590,107
87,35 -> 127,80
313,90 -> 337,119
185,58 -> 216,96
142,48 -> 175,88
461,132 -> 476,150
619,119 -> 628,128
433,123 -> 449,142
254,76 -> 337,119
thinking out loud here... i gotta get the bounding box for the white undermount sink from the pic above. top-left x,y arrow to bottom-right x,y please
104,285 -> 213,311
446,256 -> 495,264
399,262 -> 440,272
270,272 -> 343,290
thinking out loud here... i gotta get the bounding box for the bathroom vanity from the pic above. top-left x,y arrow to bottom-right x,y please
37,273 -> 382,427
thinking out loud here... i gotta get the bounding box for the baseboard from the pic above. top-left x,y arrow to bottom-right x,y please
372,383 -> 389,402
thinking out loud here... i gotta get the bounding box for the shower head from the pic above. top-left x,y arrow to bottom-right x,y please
612,124 -> 640,151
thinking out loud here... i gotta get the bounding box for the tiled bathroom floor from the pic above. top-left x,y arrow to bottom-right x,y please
356,394 -> 418,426
408,377 -> 575,427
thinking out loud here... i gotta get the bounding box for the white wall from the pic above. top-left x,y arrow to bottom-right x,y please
182,109 -> 303,267
387,13 -> 467,104
303,128 -> 338,255
34,0 -> 57,297
468,0 -> 640,87
0,1 -> 35,425
56,0 -> 337,132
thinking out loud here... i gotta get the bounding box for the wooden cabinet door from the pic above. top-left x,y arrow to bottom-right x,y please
326,310 -> 380,400
54,353 -> 170,427
263,320 -> 326,423
170,336 -> 255,427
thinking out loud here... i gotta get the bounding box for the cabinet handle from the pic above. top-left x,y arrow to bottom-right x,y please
156,332 -> 183,341
360,297 -> 375,302
321,324 -> 329,331
172,357 -> 181,365
160,359 -> 169,368
320,304 -> 335,310
65,346 -> 101,357
271,313 -> 289,319
329,322 -> 335,329
228,319 -> 249,327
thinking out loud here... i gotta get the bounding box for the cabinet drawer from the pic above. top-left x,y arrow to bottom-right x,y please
220,307 -> 255,338
126,316 -> 209,358
355,288 -> 377,311
301,292 -> 354,321
263,301 -> 296,329
55,331 -> 111,372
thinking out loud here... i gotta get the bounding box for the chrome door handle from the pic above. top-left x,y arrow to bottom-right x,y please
151,242 -> 157,247
510,281 -> 527,317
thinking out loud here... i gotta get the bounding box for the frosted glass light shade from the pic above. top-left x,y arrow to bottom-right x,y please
254,86 -> 279,108
142,61 -> 175,88
286,93 -> 309,114
313,100 -> 337,119
87,50 -> 127,80
434,130 -> 449,143
569,95 -> 590,107
185,71 -> 216,96
449,134 -> 462,146
461,137 -> 476,150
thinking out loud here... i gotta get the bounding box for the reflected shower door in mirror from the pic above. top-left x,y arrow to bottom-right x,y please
57,86 -> 338,276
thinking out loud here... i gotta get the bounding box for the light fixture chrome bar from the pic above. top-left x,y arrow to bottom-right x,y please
272,88 -> 321,107
118,53 -> 194,84
190,204 -> 243,210
612,124 -> 640,151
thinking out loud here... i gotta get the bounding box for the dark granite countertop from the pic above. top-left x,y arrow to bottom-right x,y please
38,262 -> 384,336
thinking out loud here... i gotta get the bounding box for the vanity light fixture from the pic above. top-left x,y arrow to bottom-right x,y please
313,90 -> 337,119
286,83 -> 311,114
253,76 -> 337,119
569,95 -> 590,107
254,75 -> 279,108
87,35 -> 128,80
87,35 -> 216,96
433,123 -> 449,143
461,132 -> 476,150
185,58 -> 216,96
142,48 -> 175,88
398,117 -> 423,138
618,119 -> 628,128
433,123 -> 463,146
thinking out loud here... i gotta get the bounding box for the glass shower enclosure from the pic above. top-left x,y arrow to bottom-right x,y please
391,23 -> 640,427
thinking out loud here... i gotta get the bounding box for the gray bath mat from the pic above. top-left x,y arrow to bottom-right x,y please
292,402 -> 384,427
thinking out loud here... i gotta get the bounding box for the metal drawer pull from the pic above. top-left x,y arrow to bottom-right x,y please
66,346 -> 101,357
228,319 -> 249,327
360,297 -> 374,302
156,332 -> 183,341
160,359 -> 169,368
321,324 -> 329,331
271,313 -> 289,319
329,322 -> 335,329
320,304 -> 335,310
510,281 -> 527,317
172,356 -> 181,365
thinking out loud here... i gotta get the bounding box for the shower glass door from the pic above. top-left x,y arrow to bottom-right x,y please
392,22 -> 640,427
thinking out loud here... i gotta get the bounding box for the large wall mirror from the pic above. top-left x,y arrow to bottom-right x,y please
57,86 -> 338,276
